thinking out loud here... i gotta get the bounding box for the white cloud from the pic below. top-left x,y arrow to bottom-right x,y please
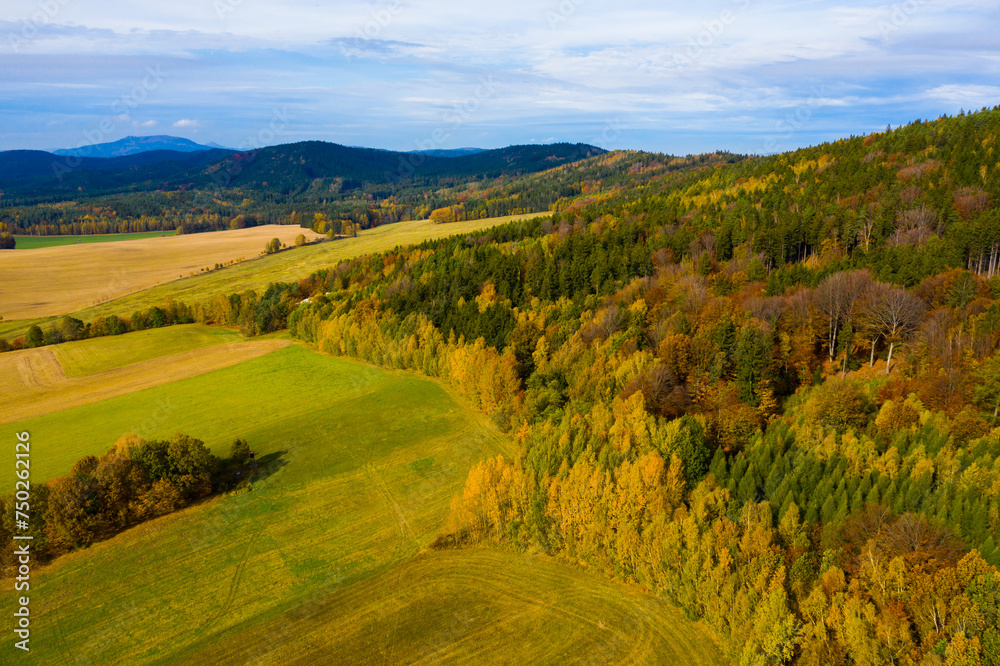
925,84 -> 1000,108
2,1 -> 998,153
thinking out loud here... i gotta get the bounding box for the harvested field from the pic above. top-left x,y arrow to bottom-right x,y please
0,224 -> 324,320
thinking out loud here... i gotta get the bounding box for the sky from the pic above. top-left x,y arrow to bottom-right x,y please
1,0 -> 998,156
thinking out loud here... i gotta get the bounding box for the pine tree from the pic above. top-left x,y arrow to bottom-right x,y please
709,447 -> 727,481
818,494 -> 835,523
864,484 -> 880,508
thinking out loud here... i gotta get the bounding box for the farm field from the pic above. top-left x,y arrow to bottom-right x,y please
0,338 -> 725,665
3,343 -> 372,482
179,547 -> 727,665
0,224 -> 325,321
0,343 -> 518,663
0,337 -> 289,426
0,213 -> 549,341
52,323 -> 244,377
12,231 -> 174,250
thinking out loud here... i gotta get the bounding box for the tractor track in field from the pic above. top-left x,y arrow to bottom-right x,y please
209,517 -> 270,623
16,347 -> 66,388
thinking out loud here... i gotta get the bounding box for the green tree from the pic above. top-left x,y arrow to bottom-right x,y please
973,354 -> 1000,424
229,438 -> 251,466
166,435 -> 217,499
58,316 -> 85,342
26,324 -> 44,348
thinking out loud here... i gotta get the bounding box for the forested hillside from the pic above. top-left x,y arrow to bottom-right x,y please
4,108 -> 999,664
0,142 -> 608,237
277,108 -> 1000,665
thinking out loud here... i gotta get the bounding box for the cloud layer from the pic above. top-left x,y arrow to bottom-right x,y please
2,0 -> 997,154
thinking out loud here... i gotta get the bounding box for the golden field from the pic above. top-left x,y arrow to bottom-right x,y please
0,224 -> 325,320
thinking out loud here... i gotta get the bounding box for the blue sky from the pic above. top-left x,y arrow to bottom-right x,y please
1,0 -> 998,155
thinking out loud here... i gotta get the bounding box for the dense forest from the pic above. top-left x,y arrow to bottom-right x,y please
6,107 -> 1000,664
280,108 -> 1000,665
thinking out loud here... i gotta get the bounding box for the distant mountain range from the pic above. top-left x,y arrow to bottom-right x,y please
52,135 -> 230,159
0,141 -> 604,202
49,136 -> 486,161
410,148 -> 486,158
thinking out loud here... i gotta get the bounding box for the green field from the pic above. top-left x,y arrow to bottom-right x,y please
52,323 -> 243,377
0,339 -> 725,664
179,547 -> 726,665
0,213 -> 549,342
6,344 -> 418,484
12,231 -> 174,249
1,344 -> 515,662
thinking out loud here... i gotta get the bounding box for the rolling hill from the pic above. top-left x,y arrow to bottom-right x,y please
0,141 -> 604,203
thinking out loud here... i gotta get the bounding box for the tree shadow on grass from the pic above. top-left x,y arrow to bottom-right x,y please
214,449 -> 292,492
252,449 -> 291,482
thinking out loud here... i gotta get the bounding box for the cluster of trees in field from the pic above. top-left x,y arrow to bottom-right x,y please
0,434 -> 254,572
278,109 -> 1000,664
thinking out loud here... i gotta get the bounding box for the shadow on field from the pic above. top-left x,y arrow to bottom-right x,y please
214,449 -> 292,491
253,450 -> 291,481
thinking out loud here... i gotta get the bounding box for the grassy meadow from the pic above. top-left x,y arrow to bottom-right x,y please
179,547 -> 726,665
0,343 -> 515,662
0,212 -> 728,664
12,231 -> 175,250
52,323 -> 244,377
4,344 -> 387,483
0,336 -> 289,425
0,213 -> 549,341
